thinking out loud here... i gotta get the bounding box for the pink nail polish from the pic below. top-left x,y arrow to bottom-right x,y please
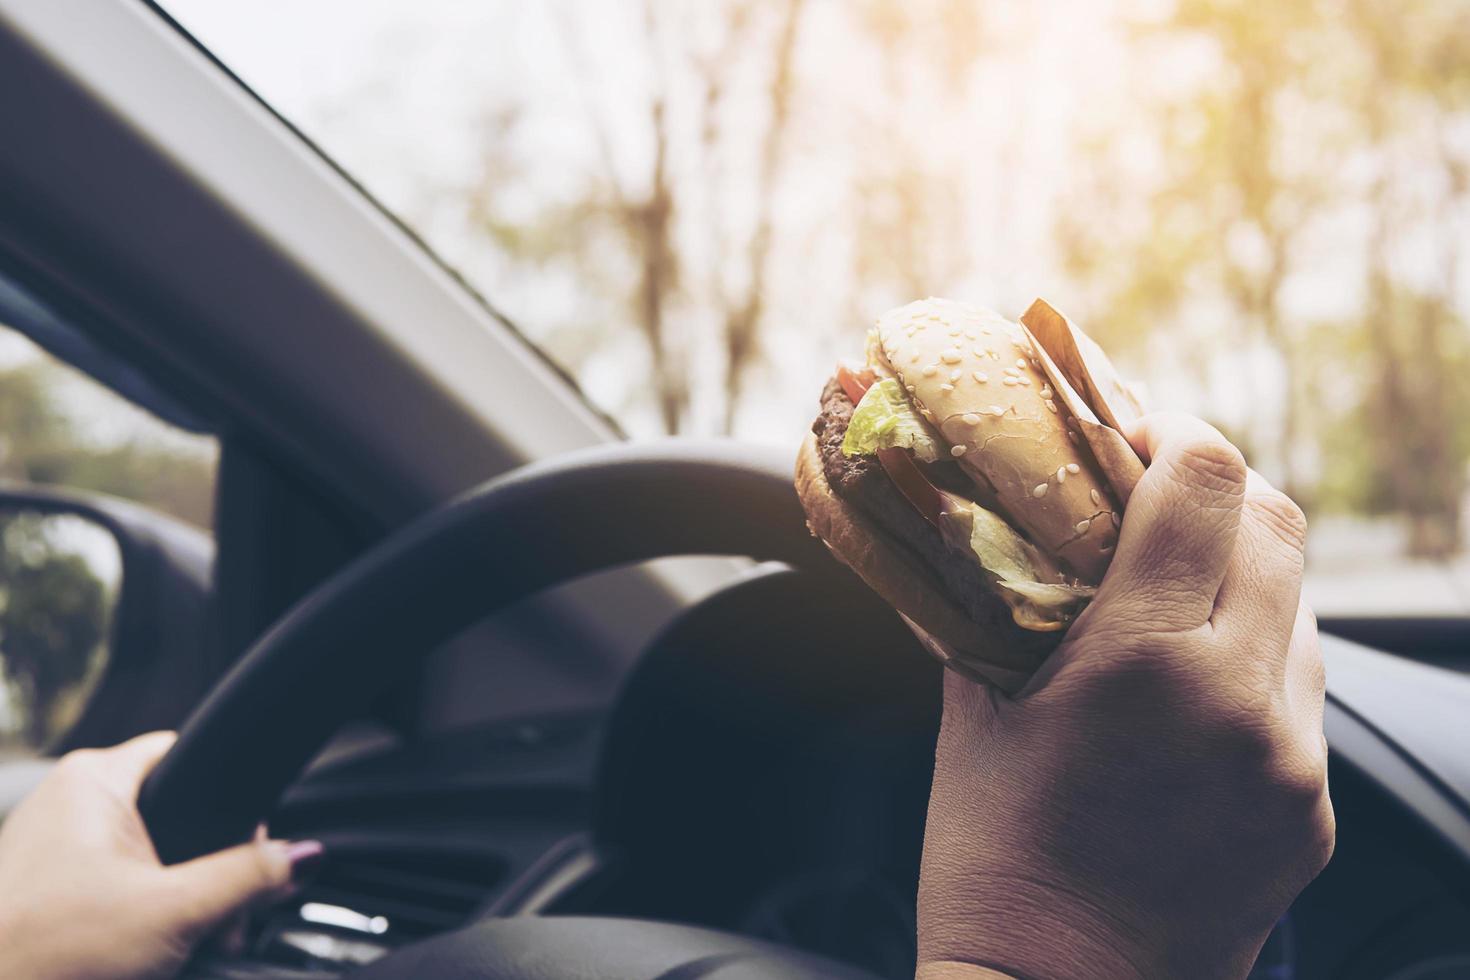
286,840 -> 325,883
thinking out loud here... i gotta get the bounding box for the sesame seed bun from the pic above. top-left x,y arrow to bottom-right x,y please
873,298 -> 1121,583
795,433 -> 1055,694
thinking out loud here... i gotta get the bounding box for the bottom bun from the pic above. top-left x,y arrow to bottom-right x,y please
794,434 -> 1058,693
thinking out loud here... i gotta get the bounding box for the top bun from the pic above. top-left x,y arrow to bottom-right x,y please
872,298 -> 1120,582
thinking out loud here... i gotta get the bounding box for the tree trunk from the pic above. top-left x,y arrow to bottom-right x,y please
636,91 -> 686,434
720,0 -> 804,435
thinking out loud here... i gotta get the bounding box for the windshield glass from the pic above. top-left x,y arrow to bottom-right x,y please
155,0 -> 1470,617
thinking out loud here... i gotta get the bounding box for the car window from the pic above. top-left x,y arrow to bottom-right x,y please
0,290 -> 215,751
0,323 -> 216,528
154,0 -> 1470,618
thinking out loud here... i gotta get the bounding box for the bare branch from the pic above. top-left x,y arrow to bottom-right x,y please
720,0 -> 805,434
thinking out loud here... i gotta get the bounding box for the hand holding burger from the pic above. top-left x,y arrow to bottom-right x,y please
799,299 -> 1333,977
917,413 -> 1333,979
797,297 -> 1144,690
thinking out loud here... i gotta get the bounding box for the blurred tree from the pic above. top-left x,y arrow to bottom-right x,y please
1340,0 -> 1470,556
847,0 -> 993,314
263,0 -> 1470,565
0,512 -> 108,748
711,0 -> 803,434
1346,291 -> 1470,555
529,0 -> 806,434
1060,0 -> 1332,501
852,161 -> 966,304
0,359 -> 65,478
1,344 -> 215,528
615,3 -> 684,434
1054,0 -> 1470,557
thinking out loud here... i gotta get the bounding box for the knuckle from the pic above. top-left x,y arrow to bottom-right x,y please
1232,728 -> 1334,870
1298,602 -> 1318,634
246,841 -> 281,887
1166,438 -> 1248,498
54,748 -> 97,779
1255,712 -> 1330,793
1300,642 -> 1327,698
1204,699 -> 1318,781
1269,745 -> 1330,804
1214,711 -> 1280,767
1249,489 -> 1308,550
1310,796 -> 1338,870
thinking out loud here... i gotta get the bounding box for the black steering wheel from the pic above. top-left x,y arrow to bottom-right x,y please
138,442 -> 877,979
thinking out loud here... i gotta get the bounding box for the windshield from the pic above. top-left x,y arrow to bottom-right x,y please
155,0 -> 1470,617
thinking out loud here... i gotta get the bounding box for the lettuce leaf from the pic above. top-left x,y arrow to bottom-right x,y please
939,503 -> 1095,630
841,378 -> 943,462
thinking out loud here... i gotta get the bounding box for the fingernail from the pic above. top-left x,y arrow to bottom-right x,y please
286,840 -> 325,883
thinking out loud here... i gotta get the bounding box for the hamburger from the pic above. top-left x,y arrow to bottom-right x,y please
795,297 -> 1146,691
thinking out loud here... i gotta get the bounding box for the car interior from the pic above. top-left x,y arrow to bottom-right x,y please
1,2 -> 1469,979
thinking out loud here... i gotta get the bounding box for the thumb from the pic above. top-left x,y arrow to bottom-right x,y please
1096,412 -> 1247,630
160,839 -> 320,941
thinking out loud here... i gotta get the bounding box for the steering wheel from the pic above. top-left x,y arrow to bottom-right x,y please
137,442 -> 878,979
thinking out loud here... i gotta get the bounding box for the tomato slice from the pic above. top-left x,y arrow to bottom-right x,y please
877,448 -> 948,527
836,362 -> 876,404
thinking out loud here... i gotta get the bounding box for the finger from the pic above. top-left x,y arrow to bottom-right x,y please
1095,412 -> 1248,630
161,839 -> 317,942
1213,469 -> 1308,645
94,731 -> 178,795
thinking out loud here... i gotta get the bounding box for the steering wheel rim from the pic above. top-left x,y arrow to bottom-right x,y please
139,440 -> 836,865
350,916 -> 882,980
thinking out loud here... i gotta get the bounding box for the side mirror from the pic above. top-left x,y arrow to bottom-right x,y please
0,483 -> 213,754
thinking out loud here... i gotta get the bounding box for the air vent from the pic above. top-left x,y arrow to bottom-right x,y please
293,841 -> 509,942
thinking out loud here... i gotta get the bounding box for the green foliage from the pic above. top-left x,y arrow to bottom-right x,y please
1334,290 -> 1470,556
1060,0 -> 1470,553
